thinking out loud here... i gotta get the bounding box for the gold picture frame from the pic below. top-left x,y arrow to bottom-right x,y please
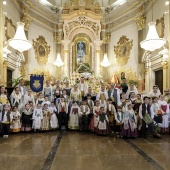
4,17 -> 16,40
114,36 -> 133,66
156,15 -> 165,38
33,36 -> 50,66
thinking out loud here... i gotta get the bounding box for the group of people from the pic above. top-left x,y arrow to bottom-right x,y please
0,77 -> 170,139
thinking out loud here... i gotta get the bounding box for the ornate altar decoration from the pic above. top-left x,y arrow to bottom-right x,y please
114,36 -> 133,66
63,0 -> 101,14
72,34 -> 92,71
64,72 -> 103,94
156,15 -> 165,38
32,36 -> 50,66
4,17 -> 16,40
30,67 -> 55,84
114,67 -> 138,84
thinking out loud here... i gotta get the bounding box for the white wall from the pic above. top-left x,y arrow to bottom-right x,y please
108,22 -> 138,78
28,23 -> 56,78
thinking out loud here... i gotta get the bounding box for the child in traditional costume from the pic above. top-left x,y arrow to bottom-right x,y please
79,100 -> 90,132
70,84 -> 82,105
69,101 -> 80,130
36,92 -> 45,106
96,107 -> 110,135
58,95 -> 68,131
92,100 -> 101,133
32,103 -> 43,132
24,89 -> 35,106
86,94 -> 94,130
21,103 -> 33,132
152,97 -> 163,129
0,104 -> 12,138
42,96 -> 51,108
41,104 -> 50,131
0,86 -> 10,105
11,106 -> 21,133
107,98 -> 116,132
115,106 -> 123,137
122,103 -> 138,138
50,102 -> 58,130
158,95 -> 169,133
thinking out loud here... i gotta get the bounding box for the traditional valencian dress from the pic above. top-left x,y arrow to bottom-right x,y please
0,93 -> 10,105
92,105 -> 100,132
41,108 -> 50,131
36,97 -> 45,106
96,112 -> 110,135
24,93 -> 35,106
107,103 -> 116,127
122,109 -> 138,138
21,108 -> 33,132
11,93 -> 23,112
43,85 -> 53,102
70,89 -> 82,105
11,111 -> 21,132
32,108 -> 43,130
69,104 -> 80,130
115,111 -> 123,133
152,102 -> 163,126
50,106 -> 58,129
158,100 -> 170,132
79,105 -> 90,132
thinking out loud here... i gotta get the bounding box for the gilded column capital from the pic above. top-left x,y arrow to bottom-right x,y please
20,13 -> 32,31
134,14 -> 146,31
161,61 -> 168,69
3,61 -> 8,68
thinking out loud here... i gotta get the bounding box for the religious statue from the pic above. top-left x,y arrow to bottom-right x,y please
77,42 -> 86,62
76,58 -> 93,74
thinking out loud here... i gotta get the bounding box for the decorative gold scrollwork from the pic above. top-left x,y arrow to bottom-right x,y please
114,36 -> 133,66
32,36 -> 50,66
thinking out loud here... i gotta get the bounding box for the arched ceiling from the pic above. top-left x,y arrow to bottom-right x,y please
13,0 -> 157,32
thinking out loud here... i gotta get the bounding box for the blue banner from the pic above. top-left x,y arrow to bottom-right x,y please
30,75 -> 44,92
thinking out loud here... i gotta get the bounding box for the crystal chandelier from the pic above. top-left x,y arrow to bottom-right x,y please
140,22 -> 166,51
100,53 -> 111,67
54,54 -> 64,67
8,22 -> 32,52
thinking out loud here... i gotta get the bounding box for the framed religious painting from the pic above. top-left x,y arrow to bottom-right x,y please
32,36 -> 50,66
4,17 -> 16,40
114,36 -> 133,66
156,15 -> 165,38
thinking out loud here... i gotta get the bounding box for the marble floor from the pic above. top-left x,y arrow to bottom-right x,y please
0,132 -> 170,170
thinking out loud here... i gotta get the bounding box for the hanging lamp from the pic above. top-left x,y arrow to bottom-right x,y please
8,22 -> 32,52
140,1 -> 166,51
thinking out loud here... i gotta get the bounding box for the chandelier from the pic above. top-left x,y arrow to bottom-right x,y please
8,22 -> 32,52
140,22 -> 166,51
100,53 -> 111,67
54,54 -> 64,67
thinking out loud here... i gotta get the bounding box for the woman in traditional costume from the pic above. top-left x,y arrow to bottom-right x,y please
24,89 -> 35,107
11,106 -> 21,133
70,84 -> 82,105
21,103 -> 33,132
0,86 -> 10,105
158,95 -> 169,133
69,101 -> 80,130
10,87 -> 23,112
122,103 -> 138,138
126,83 -> 138,99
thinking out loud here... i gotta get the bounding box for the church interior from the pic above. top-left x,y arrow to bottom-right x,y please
0,0 -> 170,170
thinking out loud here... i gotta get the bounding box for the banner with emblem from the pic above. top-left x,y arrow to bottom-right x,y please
30,75 -> 44,92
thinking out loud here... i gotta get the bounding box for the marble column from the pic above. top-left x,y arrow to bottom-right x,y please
162,62 -> 168,91
3,61 -> 8,86
168,3 -> 170,89
0,0 -> 4,85
94,41 -> 102,77
62,40 -> 70,77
